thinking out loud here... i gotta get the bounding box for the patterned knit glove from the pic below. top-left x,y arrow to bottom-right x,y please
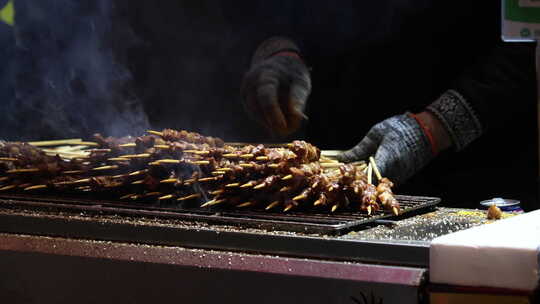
241,37 -> 311,136
337,114 -> 435,185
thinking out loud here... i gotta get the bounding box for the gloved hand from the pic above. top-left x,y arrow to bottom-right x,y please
336,113 -> 436,185
241,37 -> 311,137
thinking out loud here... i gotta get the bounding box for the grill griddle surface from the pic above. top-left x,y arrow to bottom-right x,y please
0,194 -> 439,235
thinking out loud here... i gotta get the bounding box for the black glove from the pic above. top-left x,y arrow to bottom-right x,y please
241,37 -> 311,137
337,113 -> 435,185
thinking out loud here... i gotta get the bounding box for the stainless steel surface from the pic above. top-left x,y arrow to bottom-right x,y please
0,233 -> 427,304
0,195 -> 497,267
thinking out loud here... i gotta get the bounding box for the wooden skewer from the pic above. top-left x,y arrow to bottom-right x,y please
240,182 -> 254,188
160,178 -> 178,184
240,154 -> 254,159
147,130 -> 163,136
198,177 -> 217,182
193,151 -> 210,156
0,185 -> 15,191
120,194 -> 134,200
356,163 -> 368,172
367,163 -> 373,185
367,205 -> 372,216
77,142 -> 100,147
28,138 -> 83,147
216,168 -> 233,172
0,157 -> 17,161
177,193 -> 201,201
256,156 -> 269,161
392,206 -> 399,216
293,194 -> 308,201
145,192 -> 162,197
281,174 -> 293,181
62,170 -> 85,174
225,183 -> 240,188
222,154 -> 238,159
132,180 -> 144,185
321,163 -> 343,169
108,157 -> 129,162
92,165 -> 119,171
253,183 -> 266,190
43,150 -> 89,159
87,148 -> 111,153
154,145 -> 170,150
119,143 -> 136,148
331,204 -> 339,212
209,190 -> 224,196
7,168 -> 40,174
120,154 -> 139,159
157,159 -> 182,164
265,201 -> 280,210
183,178 -> 196,185
191,160 -> 210,166
239,164 -> 254,168
369,156 -> 382,181
211,171 -> 225,176
133,153 -> 152,159
280,186 -> 292,192
24,185 -> 48,191
283,205 -> 294,212
268,164 -> 280,169
129,170 -> 147,176
73,178 -> 91,184
237,202 -> 254,208
313,200 -> 324,206
158,194 -> 174,200
200,199 -> 226,207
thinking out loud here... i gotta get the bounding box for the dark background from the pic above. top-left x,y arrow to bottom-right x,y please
0,0 -> 537,209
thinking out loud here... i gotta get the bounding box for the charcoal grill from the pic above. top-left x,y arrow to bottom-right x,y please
0,193 -> 439,235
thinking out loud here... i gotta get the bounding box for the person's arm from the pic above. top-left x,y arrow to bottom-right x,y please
426,43 -> 536,151
338,43 -> 536,184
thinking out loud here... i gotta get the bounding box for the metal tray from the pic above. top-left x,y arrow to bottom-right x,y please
0,194 -> 440,235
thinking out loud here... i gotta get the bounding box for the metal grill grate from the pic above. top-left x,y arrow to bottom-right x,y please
0,194 -> 440,235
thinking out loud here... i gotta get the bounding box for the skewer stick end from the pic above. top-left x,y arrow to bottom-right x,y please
147,130 -> 164,136
265,201 -> 280,210
281,174 -> 293,181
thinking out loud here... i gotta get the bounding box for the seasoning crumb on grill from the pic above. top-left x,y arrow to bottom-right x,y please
487,204 -> 502,220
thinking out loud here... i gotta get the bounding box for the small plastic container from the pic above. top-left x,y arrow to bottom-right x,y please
480,197 -> 523,213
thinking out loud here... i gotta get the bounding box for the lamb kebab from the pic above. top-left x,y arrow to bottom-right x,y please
0,128 -> 400,215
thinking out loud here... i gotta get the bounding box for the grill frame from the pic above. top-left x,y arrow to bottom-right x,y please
0,194 -> 439,235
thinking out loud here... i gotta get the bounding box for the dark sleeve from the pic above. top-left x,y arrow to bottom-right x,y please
427,43 -> 537,151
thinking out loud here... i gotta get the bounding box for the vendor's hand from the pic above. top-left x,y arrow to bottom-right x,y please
241,38 -> 311,137
336,113 -> 441,185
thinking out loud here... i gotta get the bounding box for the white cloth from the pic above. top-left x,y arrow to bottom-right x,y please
430,210 -> 540,291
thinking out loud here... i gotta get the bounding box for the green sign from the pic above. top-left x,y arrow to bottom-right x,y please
502,0 -> 540,41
